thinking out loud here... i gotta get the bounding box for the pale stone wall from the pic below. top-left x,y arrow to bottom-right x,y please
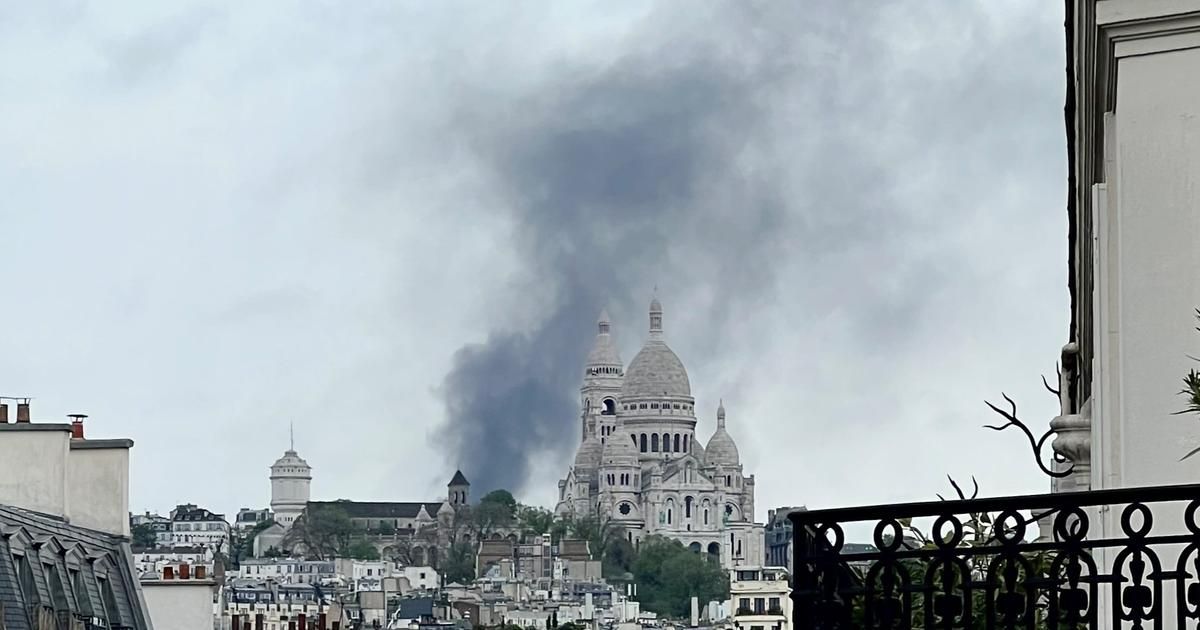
68,441 -> 131,536
142,580 -> 217,630
0,426 -> 71,518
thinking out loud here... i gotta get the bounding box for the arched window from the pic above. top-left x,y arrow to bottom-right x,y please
662,433 -> 671,452
667,508 -> 672,524
603,399 -> 616,415
651,434 -> 659,452
640,434 -> 648,452
674,434 -> 681,452
683,435 -> 689,452
632,434 -> 638,447
685,496 -> 693,518
704,508 -> 709,525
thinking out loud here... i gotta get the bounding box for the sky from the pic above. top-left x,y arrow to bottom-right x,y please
0,1 -> 1070,527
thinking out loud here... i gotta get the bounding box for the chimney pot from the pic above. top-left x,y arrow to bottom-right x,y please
69,415 -> 86,439
16,402 -> 30,423
0,403 -> 8,423
163,566 -> 175,580
196,565 -> 207,579
179,563 -> 191,579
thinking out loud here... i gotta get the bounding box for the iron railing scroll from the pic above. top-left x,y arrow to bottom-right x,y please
790,483 -> 1200,629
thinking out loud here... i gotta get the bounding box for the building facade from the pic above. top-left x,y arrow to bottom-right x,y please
0,400 -> 154,630
235,507 -> 275,531
763,506 -> 804,573
555,298 -> 764,568
169,504 -> 231,551
729,567 -> 790,630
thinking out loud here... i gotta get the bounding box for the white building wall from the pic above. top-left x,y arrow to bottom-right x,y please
68,442 -> 131,536
0,426 -> 70,518
1094,42 -> 1200,493
142,581 -> 217,630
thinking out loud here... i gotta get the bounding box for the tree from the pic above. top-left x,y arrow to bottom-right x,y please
346,540 -> 381,560
632,536 -> 728,618
284,506 -> 354,559
565,514 -> 623,570
480,489 -> 517,512
377,521 -> 396,536
131,524 -> 157,549
517,506 -> 556,539
443,541 -> 476,584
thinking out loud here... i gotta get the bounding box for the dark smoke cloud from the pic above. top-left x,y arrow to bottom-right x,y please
435,4 -> 866,495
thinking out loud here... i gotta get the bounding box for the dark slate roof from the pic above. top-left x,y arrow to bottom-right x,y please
171,506 -> 225,522
0,504 -> 152,630
306,501 -> 445,519
447,470 -> 469,487
395,596 -> 435,619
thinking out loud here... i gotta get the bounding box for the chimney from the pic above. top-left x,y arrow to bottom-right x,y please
179,563 -> 191,579
69,414 -> 87,439
163,566 -> 175,580
0,402 -> 8,423
195,565 -> 207,579
16,401 -> 30,423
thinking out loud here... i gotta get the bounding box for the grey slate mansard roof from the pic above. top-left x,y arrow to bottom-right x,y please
0,504 -> 152,630
306,501 -> 446,519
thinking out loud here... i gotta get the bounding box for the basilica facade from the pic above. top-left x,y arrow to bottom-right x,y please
555,297 -> 764,569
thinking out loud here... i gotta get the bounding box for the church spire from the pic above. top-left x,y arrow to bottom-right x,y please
598,309 -> 611,335
717,399 -> 726,429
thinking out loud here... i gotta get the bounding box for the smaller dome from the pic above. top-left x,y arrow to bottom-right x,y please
272,449 -> 310,470
574,429 -> 603,471
586,310 -> 623,369
704,401 -> 740,467
602,423 -> 640,464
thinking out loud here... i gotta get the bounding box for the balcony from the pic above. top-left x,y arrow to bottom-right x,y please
790,482 -> 1200,628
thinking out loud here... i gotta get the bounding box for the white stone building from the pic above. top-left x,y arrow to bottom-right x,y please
270,439 -> 312,529
169,504 -> 231,551
728,566 -> 790,630
555,298 -> 764,568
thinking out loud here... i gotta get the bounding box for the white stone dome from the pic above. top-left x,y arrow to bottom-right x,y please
271,450 -> 311,475
621,340 -> 690,398
586,310 -> 623,368
621,296 -> 690,399
704,402 -> 740,466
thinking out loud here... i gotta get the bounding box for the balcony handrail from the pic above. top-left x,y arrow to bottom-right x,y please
788,481 -> 1200,526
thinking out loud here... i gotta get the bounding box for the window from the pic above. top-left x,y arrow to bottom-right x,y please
639,403 -> 647,409
685,496 -> 693,518
98,575 -> 121,625
704,509 -> 709,525
640,434 -> 647,452
673,404 -> 680,409
651,403 -> 659,409
651,434 -> 659,452
683,435 -> 688,452
754,598 -> 765,614
739,598 -> 751,612
769,598 -> 781,612
72,569 -> 93,616
45,563 -> 69,611
662,433 -> 670,452
674,434 -> 681,452
14,553 -> 36,608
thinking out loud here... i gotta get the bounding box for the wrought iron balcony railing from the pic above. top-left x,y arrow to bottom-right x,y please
790,482 -> 1200,629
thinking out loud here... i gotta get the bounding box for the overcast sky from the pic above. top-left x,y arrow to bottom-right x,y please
1,2 -> 1069,527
